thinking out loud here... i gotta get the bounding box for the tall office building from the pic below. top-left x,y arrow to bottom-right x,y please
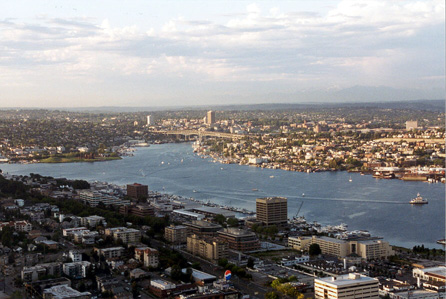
314,273 -> 379,299
127,183 -> 148,199
206,110 -> 215,125
147,115 -> 152,125
256,197 -> 288,226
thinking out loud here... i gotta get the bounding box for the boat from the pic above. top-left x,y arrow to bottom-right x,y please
252,188 -> 258,191
437,239 -> 446,245
349,176 -> 352,182
270,175 -> 275,178
302,193 -> 305,197
410,193 -> 428,204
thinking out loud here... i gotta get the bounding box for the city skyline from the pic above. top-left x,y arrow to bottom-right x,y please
0,0 -> 444,108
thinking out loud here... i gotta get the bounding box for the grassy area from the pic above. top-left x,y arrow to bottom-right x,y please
39,156 -> 121,163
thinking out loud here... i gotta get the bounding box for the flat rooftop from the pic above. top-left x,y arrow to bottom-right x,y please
316,273 -> 378,287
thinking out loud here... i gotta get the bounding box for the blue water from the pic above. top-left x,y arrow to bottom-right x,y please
1,143 -> 444,249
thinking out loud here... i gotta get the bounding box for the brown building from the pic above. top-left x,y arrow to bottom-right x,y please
187,234 -> 228,262
217,228 -> 260,252
256,197 -> 288,226
119,204 -> 155,218
164,225 -> 188,244
184,220 -> 223,237
126,183 -> 148,199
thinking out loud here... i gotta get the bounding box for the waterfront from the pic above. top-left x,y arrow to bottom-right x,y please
0,143 -> 444,249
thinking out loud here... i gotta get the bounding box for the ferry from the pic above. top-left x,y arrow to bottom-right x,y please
410,193 -> 428,205
436,239 -> 446,245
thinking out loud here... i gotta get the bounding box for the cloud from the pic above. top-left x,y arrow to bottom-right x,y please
0,0 -> 444,106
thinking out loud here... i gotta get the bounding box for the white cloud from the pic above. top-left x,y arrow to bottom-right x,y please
0,0 -> 443,106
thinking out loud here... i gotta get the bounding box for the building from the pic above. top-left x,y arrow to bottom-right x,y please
119,204 -> 155,218
80,215 -> 107,228
126,183 -> 148,199
312,236 -> 349,258
314,273 -> 379,299
206,110 -> 215,125
95,247 -> 125,259
406,120 -> 419,130
288,236 -> 312,251
22,263 -> 62,282
134,246 -> 159,268
187,234 -> 228,262
147,115 -> 152,126
72,230 -> 98,245
14,220 -> 33,232
256,197 -> 288,226
62,261 -> 91,279
78,190 -> 130,207
310,236 -> 394,259
43,285 -> 91,299
164,225 -> 188,244
63,227 -> 89,237
413,266 -> 446,283
217,228 -> 260,252
184,220 -> 223,237
104,227 -> 141,244
68,250 -> 82,262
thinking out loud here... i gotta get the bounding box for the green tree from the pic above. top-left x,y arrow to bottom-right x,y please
265,291 -> 280,299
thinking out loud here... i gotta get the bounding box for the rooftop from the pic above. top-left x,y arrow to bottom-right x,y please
316,273 -> 378,287
43,285 -> 91,299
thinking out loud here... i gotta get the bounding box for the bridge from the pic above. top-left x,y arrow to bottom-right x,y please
152,130 -> 246,139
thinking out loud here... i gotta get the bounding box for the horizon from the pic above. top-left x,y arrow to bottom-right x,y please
0,0 -> 444,107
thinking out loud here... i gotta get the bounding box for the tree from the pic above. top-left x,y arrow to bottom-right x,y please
227,217 -> 239,227
265,291 -> 280,299
213,214 -> 226,225
309,243 -> 322,256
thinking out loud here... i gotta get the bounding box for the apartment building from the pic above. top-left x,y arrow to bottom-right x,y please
105,227 -> 141,244
187,234 -> 228,262
95,247 -> 125,259
164,225 -> 188,244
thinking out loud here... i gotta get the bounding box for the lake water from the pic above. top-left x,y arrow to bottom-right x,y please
1,143 -> 444,249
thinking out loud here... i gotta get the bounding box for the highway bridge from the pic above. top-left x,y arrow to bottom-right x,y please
152,130 -> 246,139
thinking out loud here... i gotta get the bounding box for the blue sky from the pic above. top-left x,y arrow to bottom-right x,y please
0,0 -> 444,107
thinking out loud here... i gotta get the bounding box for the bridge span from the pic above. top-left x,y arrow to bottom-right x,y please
152,130 -> 246,139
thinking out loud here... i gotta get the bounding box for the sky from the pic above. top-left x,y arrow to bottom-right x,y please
0,0 -> 444,108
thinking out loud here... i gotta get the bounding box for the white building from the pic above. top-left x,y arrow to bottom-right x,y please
147,115 -> 152,125
63,261 -> 91,279
314,273 -> 379,299
80,215 -> 107,227
95,247 -> 125,259
68,250 -> 82,262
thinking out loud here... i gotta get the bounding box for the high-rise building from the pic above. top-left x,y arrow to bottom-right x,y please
147,115 -> 152,126
314,273 -> 379,299
256,197 -> 288,226
206,110 -> 215,125
127,183 -> 148,199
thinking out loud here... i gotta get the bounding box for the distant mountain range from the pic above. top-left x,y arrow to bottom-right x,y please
55,99 -> 444,113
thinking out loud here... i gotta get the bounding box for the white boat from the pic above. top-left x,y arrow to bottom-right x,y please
349,176 -> 352,182
270,175 -> 275,178
302,193 -> 305,197
410,193 -> 428,204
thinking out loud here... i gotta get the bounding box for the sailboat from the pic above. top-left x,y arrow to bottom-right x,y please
349,176 -> 352,182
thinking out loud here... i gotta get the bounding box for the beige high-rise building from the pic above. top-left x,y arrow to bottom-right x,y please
187,234 -> 227,262
314,273 -> 379,299
206,110 -> 215,125
256,197 -> 288,226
